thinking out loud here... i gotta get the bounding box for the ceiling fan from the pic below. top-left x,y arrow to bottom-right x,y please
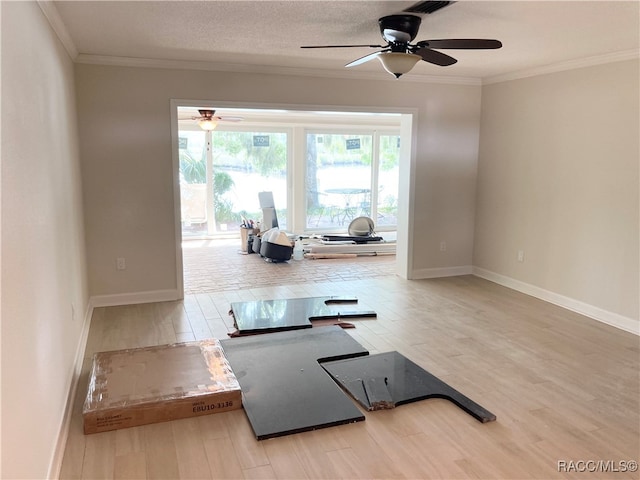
301,1 -> 502,78
179,109 -> 243,131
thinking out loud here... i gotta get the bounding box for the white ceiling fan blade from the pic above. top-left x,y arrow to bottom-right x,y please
217,116 -> 244,122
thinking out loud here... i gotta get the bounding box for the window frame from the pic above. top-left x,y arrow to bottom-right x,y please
302,127 -> 401,233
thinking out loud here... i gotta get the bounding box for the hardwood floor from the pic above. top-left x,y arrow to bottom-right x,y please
60,275 -> 639,479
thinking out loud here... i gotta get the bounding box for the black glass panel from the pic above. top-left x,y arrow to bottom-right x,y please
230,296 -> 375,335
221,327 -> 369,440
323,351 -> 496,423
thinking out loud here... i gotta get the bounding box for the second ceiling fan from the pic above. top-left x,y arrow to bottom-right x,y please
301,1 -> 502,78
180,109 -> 243,131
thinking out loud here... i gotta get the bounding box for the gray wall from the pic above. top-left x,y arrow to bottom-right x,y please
1,2 -> 88,478
475,60 -> 639,325
75,64 -> 483,298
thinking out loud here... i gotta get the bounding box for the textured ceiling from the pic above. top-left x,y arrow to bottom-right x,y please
53,1 -> 639,81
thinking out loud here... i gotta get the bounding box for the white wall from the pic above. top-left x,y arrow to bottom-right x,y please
1,2 -> 89,478
75,64 -> 482,299
474,60 -> 639,330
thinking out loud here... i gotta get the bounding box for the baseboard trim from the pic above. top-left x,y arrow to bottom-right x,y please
48,301 -> 94,479
48,289 -> 181,477
473,267 -> 639,335
90,289 -> 181,308
411,265 -> 473,279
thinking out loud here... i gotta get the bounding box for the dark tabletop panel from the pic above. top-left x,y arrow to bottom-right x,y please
323,351 -> 496,423
220,326 -> 369,440
230,296 -> 375,335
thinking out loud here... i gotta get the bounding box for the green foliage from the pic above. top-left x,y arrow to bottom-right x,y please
211,131 -> 287,177
179,147 -> 238,223
213,170 -> 234,194
379,193 -> 398,213
379,135 -> 401,171
308,134 -> 399,171
179,150 -> 206,183
214,197 -> 236,223
213,171 -> 236,223
312,134 -> 373,166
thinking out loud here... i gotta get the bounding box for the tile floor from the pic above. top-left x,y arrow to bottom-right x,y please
182,238 -> 397,294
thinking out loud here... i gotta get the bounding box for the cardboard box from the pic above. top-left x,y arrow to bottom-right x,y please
83,339 -> 241,434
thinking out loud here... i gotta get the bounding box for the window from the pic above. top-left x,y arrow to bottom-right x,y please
177,106 -> 401,237
212,130 -> 288,232
178,127 -> 288,237
376,135 -> 400,228
305,132 -> 399,231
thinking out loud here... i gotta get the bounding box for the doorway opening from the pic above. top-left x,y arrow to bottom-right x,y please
172,102 -> 416,296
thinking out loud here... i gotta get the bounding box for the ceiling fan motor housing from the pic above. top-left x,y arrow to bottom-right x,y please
198,109 -> 215,119
378,14 -> 422,44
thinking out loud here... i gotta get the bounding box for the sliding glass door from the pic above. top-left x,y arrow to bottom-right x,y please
376,134 -> 400,228
178,130 -> 209,237
305,131 -> 399,231
179,128 -> 288,237
211,131 -> 288,232
306,133 -> 372,230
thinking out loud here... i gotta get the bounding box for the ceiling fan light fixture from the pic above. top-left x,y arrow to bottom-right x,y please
377,52 -> 421,78
198,118 -> 218,131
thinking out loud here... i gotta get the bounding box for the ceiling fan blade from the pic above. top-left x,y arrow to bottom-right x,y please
414,48 -> 457,66
301,44 -> 383,49
345,51 -> 386,68
217,116 -> 243,122
404,1 -> 454,14
417,39 -> 503,49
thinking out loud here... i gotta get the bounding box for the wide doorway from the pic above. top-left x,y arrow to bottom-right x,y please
173,103 -> 414,295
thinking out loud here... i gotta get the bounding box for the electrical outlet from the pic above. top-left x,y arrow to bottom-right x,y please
440,241 -> 447,252
117,257 -> 126,270
517,250 -> 525,262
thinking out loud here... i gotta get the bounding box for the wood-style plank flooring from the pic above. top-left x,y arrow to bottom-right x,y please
60,275 -> 639,479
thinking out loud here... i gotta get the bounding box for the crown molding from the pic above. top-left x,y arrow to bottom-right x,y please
70,49 -> 640,87
41,1 -> 636,88
73,53 -> 482,86
37,0 -> 78,60
483,49 -> 640,85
